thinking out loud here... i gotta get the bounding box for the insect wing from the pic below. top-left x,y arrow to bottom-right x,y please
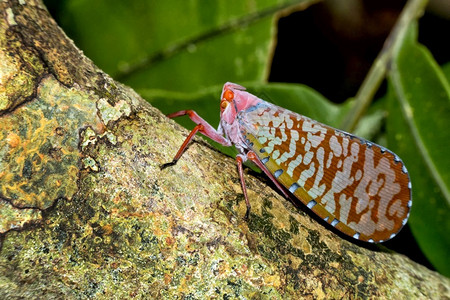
238,101 -> 411,242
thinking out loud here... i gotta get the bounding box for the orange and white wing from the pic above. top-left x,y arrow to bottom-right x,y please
239,102 -> 411,242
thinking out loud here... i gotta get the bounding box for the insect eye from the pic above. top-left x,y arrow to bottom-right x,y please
220,100 -> 229,110
223,89 -> 234,101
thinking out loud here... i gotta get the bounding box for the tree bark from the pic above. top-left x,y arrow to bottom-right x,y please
0,1 -> 449,298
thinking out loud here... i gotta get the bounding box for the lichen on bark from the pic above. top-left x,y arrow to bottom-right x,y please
0,0 -> 449,299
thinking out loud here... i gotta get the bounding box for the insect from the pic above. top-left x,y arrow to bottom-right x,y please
161,82 -> 412,243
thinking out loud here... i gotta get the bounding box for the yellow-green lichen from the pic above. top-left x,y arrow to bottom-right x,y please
0,76 -> 103,232
0,19 -> 45,112
5,8 -> 16,26
80,127 -> 98,149
80,126 -> 118,151
82,157 -> 99,172
0,199 -> 41,232
0,47 -> 35,111
97,98 -> 131,126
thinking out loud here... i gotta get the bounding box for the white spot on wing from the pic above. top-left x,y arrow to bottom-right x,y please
274,169 -> 283,178
272,150 -> 280,160
402,165 -> 408,174
329,136 -> 342,157
289,183 -> 300,193
298,163 -> 315,187
307,200 -> 317,209
338,194 -> 352,224
326,152 -> 333,169
287,154 -> 303,177
331,219 -> 339,226
258,136 -> 267,144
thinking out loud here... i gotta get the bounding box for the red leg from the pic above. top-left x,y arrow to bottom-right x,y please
236,155 -> 251,220
161,110 -> 231,169
161,124 -> 204,169
167,110 -> 231,146
235,151 -> 290,220
247,151 -> 291,200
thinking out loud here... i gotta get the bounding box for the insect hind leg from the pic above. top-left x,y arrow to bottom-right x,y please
247,151 -> 291,200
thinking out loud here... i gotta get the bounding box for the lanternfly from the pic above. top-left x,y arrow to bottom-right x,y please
161,82 -> 412,243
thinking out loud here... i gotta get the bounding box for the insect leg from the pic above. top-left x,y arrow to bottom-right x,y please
161,110 -> 232,169
167,110 -> 232,146
236,154 -> 251,220
247,151 -> 291,200
161,123 -> 204,169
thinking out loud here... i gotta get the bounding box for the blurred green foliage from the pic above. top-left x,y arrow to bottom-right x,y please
387,25 -> 450,277
58,0 -> 307,91
47,0 -> 449,277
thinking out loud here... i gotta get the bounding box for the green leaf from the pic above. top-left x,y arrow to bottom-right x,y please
59,0 -> 312,93
352,96 -> 388,143
442,62 -> 450,82
387,24 -> 450,277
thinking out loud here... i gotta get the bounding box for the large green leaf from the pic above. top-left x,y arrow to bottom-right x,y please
59,0 -> 312,92
387,25 -> 450,277
442,62 -> 450,81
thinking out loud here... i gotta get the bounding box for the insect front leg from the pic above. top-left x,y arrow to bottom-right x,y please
161,110 -> 232,169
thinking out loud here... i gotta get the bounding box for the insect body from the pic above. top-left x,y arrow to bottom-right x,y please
162,82 -> 412,243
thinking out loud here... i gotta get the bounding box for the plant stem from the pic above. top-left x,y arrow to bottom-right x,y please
340,0 -> 428,132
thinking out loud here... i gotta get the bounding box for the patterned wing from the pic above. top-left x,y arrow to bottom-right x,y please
238,101 -> 411,242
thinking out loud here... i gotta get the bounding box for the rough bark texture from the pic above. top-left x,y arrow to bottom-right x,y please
0,1 -> 449,299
